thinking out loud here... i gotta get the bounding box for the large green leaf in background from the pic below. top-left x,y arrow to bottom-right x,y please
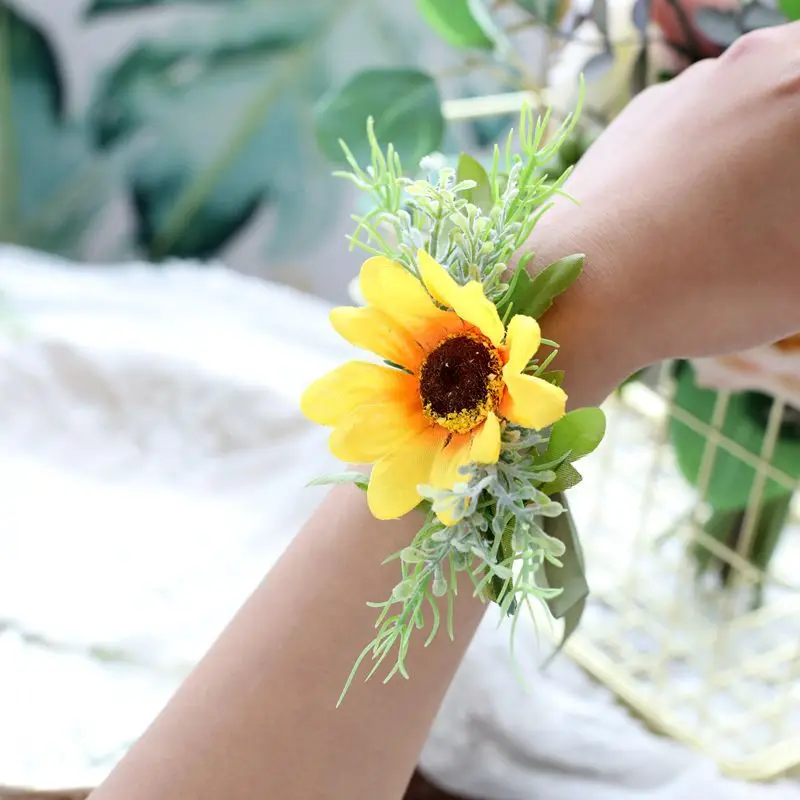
669,362 -> 800,511
0,2 -> 109,256
87,3 -> 346,261
315,68 -> 444,171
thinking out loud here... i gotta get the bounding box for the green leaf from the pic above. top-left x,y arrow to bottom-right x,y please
540,461 -> 583,494
775,0 -> 798,21
545,407 -> 607,463
416,0 -> 493,49
747,492 -> 793,575
307,471 -> 369,491
539,369 -> 565,387
669,362 -> 800,511
693,7 -> 742,47
0,2 -> 109,256
315,68 -> 444,171
456,153 -> 493,213
541,496 -> 589,662
499,253 -> 584,320
87,6 -> 342,261
694,506 -> 741,575
84,0 -> 234,14
693,493 -> 792,582
498,269 -> 533,317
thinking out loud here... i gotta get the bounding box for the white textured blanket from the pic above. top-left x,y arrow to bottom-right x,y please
0,246 -> 796,798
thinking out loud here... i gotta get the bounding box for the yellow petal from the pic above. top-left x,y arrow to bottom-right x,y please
329,400 -> 423,463
436,497 -> 468,528
429,434 -> 473,490
451,282 -> 505,346
418,250 -> 504,346
300,361 -> 416,426
500,371 -> 567,430
359,256 -> 445,325
429,416 -> 501,527
429,414 -> 501,491
504,315 -> 541,374
367,430 -> 442,520
470,411 -> 501,464
330,306 -> 421,370
418,249 -> 460,307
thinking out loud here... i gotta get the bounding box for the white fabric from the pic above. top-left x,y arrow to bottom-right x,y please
0,246 -> 797,797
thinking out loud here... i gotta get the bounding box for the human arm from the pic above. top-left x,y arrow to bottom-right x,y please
85,224 -> 621,800
88,24 -> 800,800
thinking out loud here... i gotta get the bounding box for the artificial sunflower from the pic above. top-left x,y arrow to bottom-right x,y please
301,250 -> 567,521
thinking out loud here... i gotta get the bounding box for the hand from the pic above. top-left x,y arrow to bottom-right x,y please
530,24 -> 800,403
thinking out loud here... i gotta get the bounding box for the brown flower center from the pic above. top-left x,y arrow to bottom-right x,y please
419,331 -> 503,434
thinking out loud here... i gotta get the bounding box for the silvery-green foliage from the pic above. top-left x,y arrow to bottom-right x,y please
335,95 -> 582,303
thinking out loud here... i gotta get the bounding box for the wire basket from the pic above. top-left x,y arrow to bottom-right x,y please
567,361 -> 800,781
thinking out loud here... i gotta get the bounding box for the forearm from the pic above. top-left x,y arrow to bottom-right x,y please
89,485 -> 486,800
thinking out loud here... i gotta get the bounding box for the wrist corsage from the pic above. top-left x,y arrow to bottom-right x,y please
301,96 -> 606,703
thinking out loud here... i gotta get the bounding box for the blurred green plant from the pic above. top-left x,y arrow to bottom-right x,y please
315,69 -> 444,170
669,362 -> 800,597
313,0 -> 582,175
85,0 -> 350,261
0,2 -> 114,257
2,0 -> 797,599
2,0 -> 797,267
0,0 -> 648,267
0,0 -> 436,265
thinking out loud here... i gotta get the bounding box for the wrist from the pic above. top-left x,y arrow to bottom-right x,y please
523,203 -> 646,407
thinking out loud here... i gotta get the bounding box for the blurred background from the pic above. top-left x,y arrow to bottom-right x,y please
0,0 -> 520,299
1,0 -> 800,798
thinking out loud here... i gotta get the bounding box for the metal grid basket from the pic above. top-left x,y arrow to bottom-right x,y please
567,362 -> 800,781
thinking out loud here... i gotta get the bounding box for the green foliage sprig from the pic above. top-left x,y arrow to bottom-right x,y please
334,83 -> 583,306
309,97 -> 609,702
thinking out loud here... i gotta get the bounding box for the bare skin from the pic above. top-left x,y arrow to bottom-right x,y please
89,25 -> 800,800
